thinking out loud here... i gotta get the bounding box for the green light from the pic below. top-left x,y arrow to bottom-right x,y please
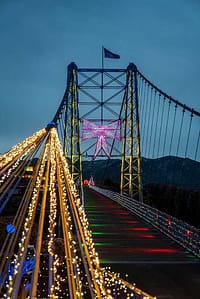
92,231 -> 121,235
94,242 -> 113,246
91,231 -> 105,235
87,214 -> 105,217
90,223 -> 112,227
100,259 -> 113,263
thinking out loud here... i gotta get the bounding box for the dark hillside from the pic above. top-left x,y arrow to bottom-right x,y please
141,156 -> 200,190
82,156 -> 200,190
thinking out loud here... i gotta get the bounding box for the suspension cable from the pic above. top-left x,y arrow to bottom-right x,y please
144,84 -> 152,156
148,89 -> 157,158
176,108 -> 185,156
139,77 -> 145,140
137,70 -> 200,117
152,93 -> 161,158
141,81 -> 148,156
162,100 -> 171,156
144,86 -> 153,157
195,129 -> 200,160
157,97 -> 166,156
169,104 -> 178,155
59,116 -> 64,143
185,112 -> 194,157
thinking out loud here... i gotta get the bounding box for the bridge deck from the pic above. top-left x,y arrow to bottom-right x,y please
84,187 -> 200,299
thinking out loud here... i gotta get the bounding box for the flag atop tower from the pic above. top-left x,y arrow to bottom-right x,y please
103,47 -> 120,59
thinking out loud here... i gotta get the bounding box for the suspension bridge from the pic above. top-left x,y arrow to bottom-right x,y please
0,61 -> 200,299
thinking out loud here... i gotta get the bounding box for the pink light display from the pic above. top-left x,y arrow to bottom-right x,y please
82,118 -> 121,159
89,176 -> 95,186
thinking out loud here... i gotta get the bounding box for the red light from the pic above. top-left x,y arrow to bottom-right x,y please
128,227 -> 149,231
126,248 -> 180,253
125,220 -> 139,224
137,234 -> 155,239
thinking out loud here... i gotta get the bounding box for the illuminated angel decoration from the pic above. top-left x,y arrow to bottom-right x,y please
82,119 -> 121,159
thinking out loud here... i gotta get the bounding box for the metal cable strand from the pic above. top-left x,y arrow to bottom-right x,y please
148,89 -> 157,158
194,128 -> 200,160
137,68 -> 200,160
176,108 -> 185,156
138,77 -> 145,140
59,117 -> 64,143
169,104 -> 178,155
137,69 -> 200,117
144,86 -> 153,157
140,80 -> 147,146
162,100 -> 171,156
185,112 -> 194,157
157,96 -> 166,156
152,94 -> 161,158
141,81 -> 149,156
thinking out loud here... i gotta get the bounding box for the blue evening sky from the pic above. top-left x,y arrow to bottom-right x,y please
0,0 -> 200,153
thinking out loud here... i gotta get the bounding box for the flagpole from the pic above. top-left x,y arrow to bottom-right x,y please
102,46 -> 104,69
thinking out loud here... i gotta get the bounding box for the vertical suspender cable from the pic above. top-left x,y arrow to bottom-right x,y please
194,129 -> 200,160
152,94 -> 161,158
162,100 -> 171,156
176,108 -> 185,156
185,112 -> 193,157
59,117 -> 64,144
139,77 -> 145,138
148,89 -> 157,158
145,86 -> 153,157
169,104 -> 178,155
145,84 -> 153,157
157,97 -> 166,156
141,81 -> 148,156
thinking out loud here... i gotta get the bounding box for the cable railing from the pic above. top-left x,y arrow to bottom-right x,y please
90,186 -> 200,259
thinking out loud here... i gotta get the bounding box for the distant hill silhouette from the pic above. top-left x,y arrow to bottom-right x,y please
83,156 -> 200,190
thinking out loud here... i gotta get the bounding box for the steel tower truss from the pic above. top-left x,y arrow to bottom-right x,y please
53,62 -> 142,200
120,63 -> 143,201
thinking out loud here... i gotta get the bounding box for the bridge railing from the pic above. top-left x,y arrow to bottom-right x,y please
90,186 -> 200,259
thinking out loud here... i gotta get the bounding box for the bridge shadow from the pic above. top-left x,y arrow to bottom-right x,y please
84,187 -> 200,299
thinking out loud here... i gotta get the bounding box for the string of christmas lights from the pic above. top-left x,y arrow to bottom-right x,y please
1,127 -> 156,299
0,128 -> 46,170
48,129 -> 58,298
4,141 -> 49,298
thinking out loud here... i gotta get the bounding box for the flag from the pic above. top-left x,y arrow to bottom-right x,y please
104,47 -> 120,59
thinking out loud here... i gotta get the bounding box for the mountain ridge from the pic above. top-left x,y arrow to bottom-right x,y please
82,155 -> 200,190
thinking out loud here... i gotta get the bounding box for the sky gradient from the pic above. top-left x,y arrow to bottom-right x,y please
0,0 -> 200,153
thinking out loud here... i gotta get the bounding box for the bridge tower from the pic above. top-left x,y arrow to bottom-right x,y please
53,62 -> 143,201
121,63 -> 143,201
